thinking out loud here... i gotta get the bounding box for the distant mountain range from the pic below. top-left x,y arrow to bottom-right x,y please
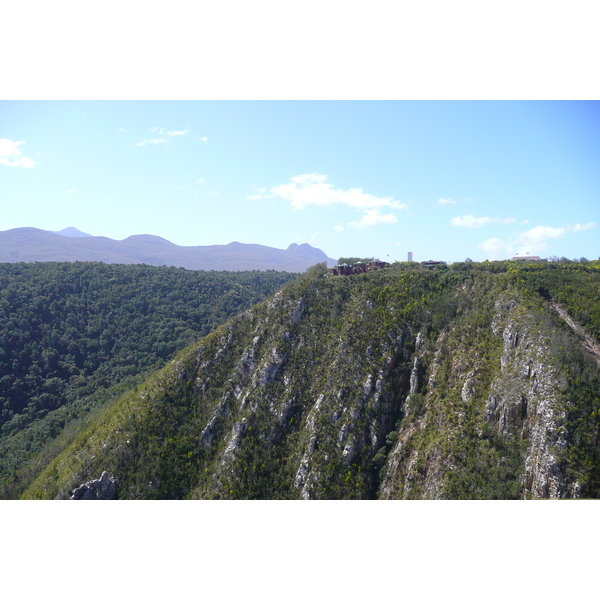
0,227 -> 336,272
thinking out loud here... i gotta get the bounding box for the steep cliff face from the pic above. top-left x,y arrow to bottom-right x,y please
23,262 -> 600,500
379,294 -> 578,499
487,299 -> 570,498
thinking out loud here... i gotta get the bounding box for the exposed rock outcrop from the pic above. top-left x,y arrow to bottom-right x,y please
380,294 -> 584,500
71,471 -> 116,500
487,298 -> 571,498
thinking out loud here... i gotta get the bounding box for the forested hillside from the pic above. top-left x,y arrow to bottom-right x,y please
0,262 -> 297,497
21,259 -> 600,500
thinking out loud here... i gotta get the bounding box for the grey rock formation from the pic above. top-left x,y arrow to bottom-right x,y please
409,357 -> 422,395
379,293 -> 583,500
71,471 -> 116,500
487,297 -> 570,498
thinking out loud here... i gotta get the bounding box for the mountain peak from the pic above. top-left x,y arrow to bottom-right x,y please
287,242 -> 314,251
53,227 -> 93,238
286,242 -> 336,267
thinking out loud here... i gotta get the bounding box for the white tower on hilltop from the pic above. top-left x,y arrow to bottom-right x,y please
408,252 -> 413,262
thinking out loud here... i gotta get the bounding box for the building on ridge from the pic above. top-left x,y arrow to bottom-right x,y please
421,260 -> 445,267
329,258 -> 390,276
510,254 -> 541,262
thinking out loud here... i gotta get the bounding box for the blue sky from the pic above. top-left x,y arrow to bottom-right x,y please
2,101 -> 598,263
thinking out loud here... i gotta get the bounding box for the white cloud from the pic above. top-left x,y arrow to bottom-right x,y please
513,224 -> 593,256
201,137 -> 208,142
478,238 -> 507,259
271,173 -> 406,211
334,224 -> 345,233
348,209 -> 398,229
514,225 -> 565,254
478,222 -> 594,259
451,215 -> 492,228
118,128 -> 132,133
67,189 -> 76,193
438,197 -> 474,206
136,138 -> 168,147
136,127 -> 189,146
247,186 -> 267,200
479,226 -> 564,258
196,178 -> 205,184
0,138 -> 36,168
451,214 -> 517,228
268,173 -> 405,230
289,173 -> 328,186
569,222 -> 595,232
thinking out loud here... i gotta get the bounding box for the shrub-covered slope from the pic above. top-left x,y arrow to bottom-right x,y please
0,262 -> 297,497
23,260 -> 600,499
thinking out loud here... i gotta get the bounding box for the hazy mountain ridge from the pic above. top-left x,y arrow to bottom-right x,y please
0,227 -> 335,272
22,260 -> 600,499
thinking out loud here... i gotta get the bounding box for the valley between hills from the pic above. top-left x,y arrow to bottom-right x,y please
2,258 -> 600,499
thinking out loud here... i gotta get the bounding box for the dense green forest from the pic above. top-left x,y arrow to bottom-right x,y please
0,262 -> 297,496
17,258 -> 600,500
